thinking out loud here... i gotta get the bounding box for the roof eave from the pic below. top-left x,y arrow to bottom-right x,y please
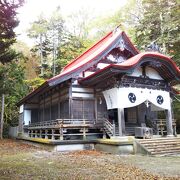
17,81 -> 49,106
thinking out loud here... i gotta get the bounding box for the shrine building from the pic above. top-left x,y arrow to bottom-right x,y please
17,28 -> 180,141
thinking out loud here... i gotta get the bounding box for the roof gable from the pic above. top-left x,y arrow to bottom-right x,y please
79,52 -> 180,86
48,29 -> 139,86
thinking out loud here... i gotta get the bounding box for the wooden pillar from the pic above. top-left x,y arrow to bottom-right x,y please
18,113 -> 24,135
103,130 -> 106,139
50,90 -> 52,121
45,129 -> 48,139
117,108 -> 125,136
112,120 -> 116,136
83,128 -> 86,140
69,84 -> 72,120
59,128 -> 63,140
28,130 -> 30,137
30,130 -> 32,137
38,96 -> 41,122
166,109 -> 173,136
94,91 -> 98,124
43,94 -> 45,122
39,129 -> 42,138
58,85 -> 61,118
51,129 -> 55,140
35,130 -> 37,138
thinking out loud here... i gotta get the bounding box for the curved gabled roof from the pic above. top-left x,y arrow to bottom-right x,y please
48,30 -> 139,86
79,52 -> 180,86
18,28 -> 180,106
18,29 -> 139,105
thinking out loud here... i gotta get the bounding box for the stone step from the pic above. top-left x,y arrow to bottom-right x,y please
143,142 -> 180,148
136,137 -> 180,156
151,149 -> 180,155
138,140 -> 180,146
138,137 -> 180,141
144,143 -> 180,149
138,138 -> 180,144
149,146 -> 180,152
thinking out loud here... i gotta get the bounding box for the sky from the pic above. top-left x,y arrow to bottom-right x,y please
16,0 -> 128,46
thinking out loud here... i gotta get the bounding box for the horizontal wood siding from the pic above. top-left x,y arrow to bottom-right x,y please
72,86 -> 94,98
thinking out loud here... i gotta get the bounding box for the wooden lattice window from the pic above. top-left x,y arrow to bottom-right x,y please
44,106 -> 50,121
51,103 -> 58,120
60,100 -> 69,119
84,100 -> 94,119
31,109 -> 38,123
127,107 -> 137,123
72,99 -> 95,120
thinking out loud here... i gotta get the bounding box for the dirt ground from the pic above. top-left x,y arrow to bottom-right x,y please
0,139 -> 180,180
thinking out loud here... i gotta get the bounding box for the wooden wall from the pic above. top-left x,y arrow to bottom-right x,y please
37,84 -> 70,122
24,80 -> 109,124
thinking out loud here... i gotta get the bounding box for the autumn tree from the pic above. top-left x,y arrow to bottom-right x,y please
0,0 -> 24,64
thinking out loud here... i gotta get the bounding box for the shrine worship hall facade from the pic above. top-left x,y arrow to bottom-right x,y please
18,28 -> 180,140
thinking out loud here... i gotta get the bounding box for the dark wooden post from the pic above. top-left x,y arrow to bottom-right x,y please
69,84 -> 72,120
112,120 -> 115,136
43,94 -> 45,122
50,90 -> 52,121
58,85 -> 61,118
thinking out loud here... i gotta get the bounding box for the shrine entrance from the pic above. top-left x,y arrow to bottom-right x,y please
103,87 -> 174,137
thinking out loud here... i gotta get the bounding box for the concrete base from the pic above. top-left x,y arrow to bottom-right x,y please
55,144 -> 94,152
95,137 -> 134,154
95,143 -> 134,154
110,136 -> 133,141
17,135 -> 180,155
17,136 -> 134,154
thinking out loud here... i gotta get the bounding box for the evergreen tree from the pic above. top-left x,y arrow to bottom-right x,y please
0,0 -> 24,138
56,32 -> 93,74
28,9 -> 65,78
0,62 -> 28,125
133,0 -> 179,65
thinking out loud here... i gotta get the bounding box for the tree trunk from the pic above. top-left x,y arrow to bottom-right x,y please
0,94 -> 5,139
